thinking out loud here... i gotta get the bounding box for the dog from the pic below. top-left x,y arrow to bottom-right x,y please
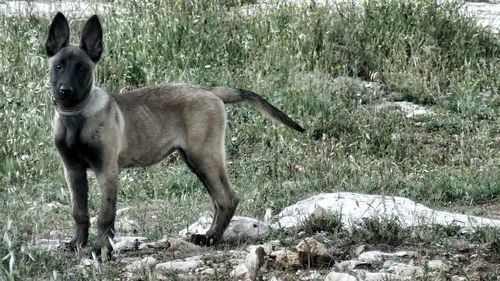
45,12 -> 304,256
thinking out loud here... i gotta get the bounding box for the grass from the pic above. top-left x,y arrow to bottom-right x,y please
0,0 -> 499,279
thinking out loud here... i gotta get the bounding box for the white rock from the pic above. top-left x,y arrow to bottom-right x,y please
464,2 -> 500,33
230,263 -> 249,279
80,258 -> 95,267
116,207 -> 132,216
200,267 -> 215,275
155,257 -> 203,273
335,260 -> 369,271
112,236 -> 147,252
33,239 -> 61,252
451,276 -> 467,281
296,237 -> 333,265
259,243 -> 274,255
354,245 -> 366,256
296,269 -> 321,280
264,208 -> 273,224
377,101 -> 434,118
385,262 -> 424,279
44,202 -> 65,210
179,215 -> 271,241
116,219 -> 140,235
358,271 -> 398,281
230,246 -> 265,280
324,272 -> 356,281
275,192 -> 500,230
358,250 -> 418,263
138,238 -> 170,250
245,246 -> 265,280
125,257 -> 157,273
166,238 -> 202,258
271,250 -> 301,268
49,230 -> 65,239
427,259 -> 449,272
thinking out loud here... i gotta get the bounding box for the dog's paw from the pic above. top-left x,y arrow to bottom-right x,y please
64,238 -> 87,252
190,234 -> 218,246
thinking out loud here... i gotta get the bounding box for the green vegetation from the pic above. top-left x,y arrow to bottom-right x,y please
0,0 -> 499,279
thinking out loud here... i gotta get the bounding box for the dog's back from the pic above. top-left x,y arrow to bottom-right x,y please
113,84 -> 226,168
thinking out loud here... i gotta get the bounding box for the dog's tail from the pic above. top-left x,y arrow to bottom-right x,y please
212,87 -> 305,132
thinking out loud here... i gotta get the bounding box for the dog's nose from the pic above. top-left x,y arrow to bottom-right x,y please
59,85 -> 73,95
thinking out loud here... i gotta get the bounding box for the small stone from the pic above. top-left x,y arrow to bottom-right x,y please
230,263 -> 248,279
451,276 -> 467,281
80,258 -> 95,267
246,246 -> 265,271
427,259 -> 449,272
116,219 -> 140,235
354,245 -> 366,256
335,260 -> 368,271
271,250 -> 301,268
112,236 -> 147,252
165,238 -> 202,258
116,207 -> 132,216
262,242 -> 274,255
155,257 -> 203,273
179,215 -> 271,241
231,246 -> 266,280
138,238 -> 170,250
296,237 -> 334,266
45,202 -> 65,210
33,239 -> 61,252
358,250 -> 418,263
360,272 -> 398,281
125,257 -> 157,273
452,254 -> 467,262
453,239 -> 473,252
385,262 -> 424,279
296,269 -> 321,280
200,267 -> 215,275
49,230 -> 64,239
382,260 -> 395,268
264,208 -> 273,224
324,272 -> 356,281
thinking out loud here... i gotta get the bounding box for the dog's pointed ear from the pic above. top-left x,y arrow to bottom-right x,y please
46,12 -> 70,57
80,15 -> 103,63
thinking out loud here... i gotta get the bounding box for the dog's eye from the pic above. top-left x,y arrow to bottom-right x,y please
55,64 -> 62,70
78,66 -> 86,73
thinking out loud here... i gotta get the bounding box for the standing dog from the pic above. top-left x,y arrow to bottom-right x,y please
46,12 -> 304,255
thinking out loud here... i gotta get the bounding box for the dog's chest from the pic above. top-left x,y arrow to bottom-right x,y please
54,116 -> 103,170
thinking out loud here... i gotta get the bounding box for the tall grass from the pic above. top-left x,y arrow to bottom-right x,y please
0,0 -> 499,278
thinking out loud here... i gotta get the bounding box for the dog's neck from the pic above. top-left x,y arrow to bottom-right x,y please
55,91 -> 94,117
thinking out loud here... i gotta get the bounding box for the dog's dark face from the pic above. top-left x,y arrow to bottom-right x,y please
45,13 -> 103,109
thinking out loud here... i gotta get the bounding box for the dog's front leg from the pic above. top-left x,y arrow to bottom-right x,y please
93,167 -> 119,257
63,164 -> 90,251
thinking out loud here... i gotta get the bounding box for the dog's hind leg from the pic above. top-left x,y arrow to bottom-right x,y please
180,150 -> 239,246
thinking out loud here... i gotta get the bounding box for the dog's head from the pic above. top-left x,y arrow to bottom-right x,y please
46,13 -> 103,110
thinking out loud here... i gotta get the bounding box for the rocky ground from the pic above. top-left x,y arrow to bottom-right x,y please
33,192 -> 500,280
